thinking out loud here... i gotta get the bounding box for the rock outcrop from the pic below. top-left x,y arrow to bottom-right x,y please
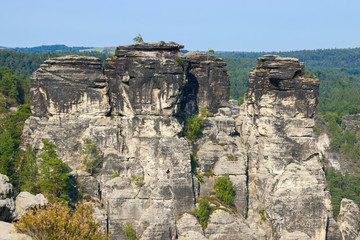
23,42 -> 229,239
337,199 -> 360,240
236,55 -> 340,239
14,192 -> 48,219
22,43 -> 354,239
0,174 -> 15,222
0,221 -> 32,240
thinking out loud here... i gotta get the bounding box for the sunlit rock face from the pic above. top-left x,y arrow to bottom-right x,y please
30,55 -> 110,117
24,47 -> 349,239
237,55 -> 340,240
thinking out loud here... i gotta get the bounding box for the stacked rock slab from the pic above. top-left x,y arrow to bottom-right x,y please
237,55 -> 340,239
23,45 -> 350,239
23,42 -> 230,239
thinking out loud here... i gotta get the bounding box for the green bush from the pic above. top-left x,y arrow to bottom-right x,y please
183,108 -> 210,142
259,208 -> 266,221
192,169 -> 203,182
238,96 -> 244,106
193,199 -> 211,229
113,170 -> 119,178
199,108 -> 210,118
313,126 -> 321,135
133,34 -> 143,43
183,115 -> 203,142
130,175 -> 144,186
214,175 -> 234,205
176,57 -> 183,66
124,221 -> 136,240
14,201 -> 110,240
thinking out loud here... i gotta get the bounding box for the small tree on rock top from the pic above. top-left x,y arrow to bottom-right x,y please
133,34 -> 144,43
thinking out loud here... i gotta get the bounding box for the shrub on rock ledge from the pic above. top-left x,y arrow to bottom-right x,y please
193,198 -> 211,229
214,175 -> 235,205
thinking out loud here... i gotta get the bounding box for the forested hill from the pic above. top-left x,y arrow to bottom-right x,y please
0,49 -> 108,77
1,44 -> 91,53
218,47 -> 360,68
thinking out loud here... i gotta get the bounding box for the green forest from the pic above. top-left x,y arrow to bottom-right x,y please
0,46 -> 360,219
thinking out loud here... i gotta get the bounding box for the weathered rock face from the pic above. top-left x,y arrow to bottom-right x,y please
0,174 -> 15,222
30,55 -> 110,117
23,46 -> 352,240
23,42 -> 229,239
14,192 -> 48,219
337,199 -> 360,240
237,55 -> 339,239
0,221 -> 33,240
104,42 -> 229,117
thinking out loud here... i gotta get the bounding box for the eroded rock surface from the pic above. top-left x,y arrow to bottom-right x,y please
15,192 -> 47,219
337,199 -> 360,240
0,174 -> 15,222
22,45 -> 351,239
237,55 -> 340,239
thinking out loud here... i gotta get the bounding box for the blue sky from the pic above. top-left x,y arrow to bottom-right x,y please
1,0 -> 360,51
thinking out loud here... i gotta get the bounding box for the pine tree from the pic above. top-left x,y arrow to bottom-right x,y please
17,145 -> 38,193
38,139 -> 70,202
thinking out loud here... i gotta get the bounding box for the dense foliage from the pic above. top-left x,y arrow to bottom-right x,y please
183,108 -> 209,142
124,222 -> 136,240
214,175 -> 235,205
7,44 -> 91,53
193,198 -> 211,229
0,104 -> 31,187
326,168 -> 360,218
0,66 -> 28,106
15,201 -> 110,240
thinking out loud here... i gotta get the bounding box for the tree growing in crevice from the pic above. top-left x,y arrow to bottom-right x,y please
80,138 -> 103,176
184,109 -> 210,182
124,221 -> 136,240
214,174 -> 235,205
193,198 -> 211,229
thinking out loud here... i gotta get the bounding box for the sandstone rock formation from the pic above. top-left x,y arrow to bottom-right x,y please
237,55 -> 340,239
22,43 -> 355,239
0,174 -> 15,222
337,199 -> 360,240
0,221 -> 33,240
14,192 -> 48,219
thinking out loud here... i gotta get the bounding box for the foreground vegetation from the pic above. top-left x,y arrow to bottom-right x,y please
15,201 -> 110,240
